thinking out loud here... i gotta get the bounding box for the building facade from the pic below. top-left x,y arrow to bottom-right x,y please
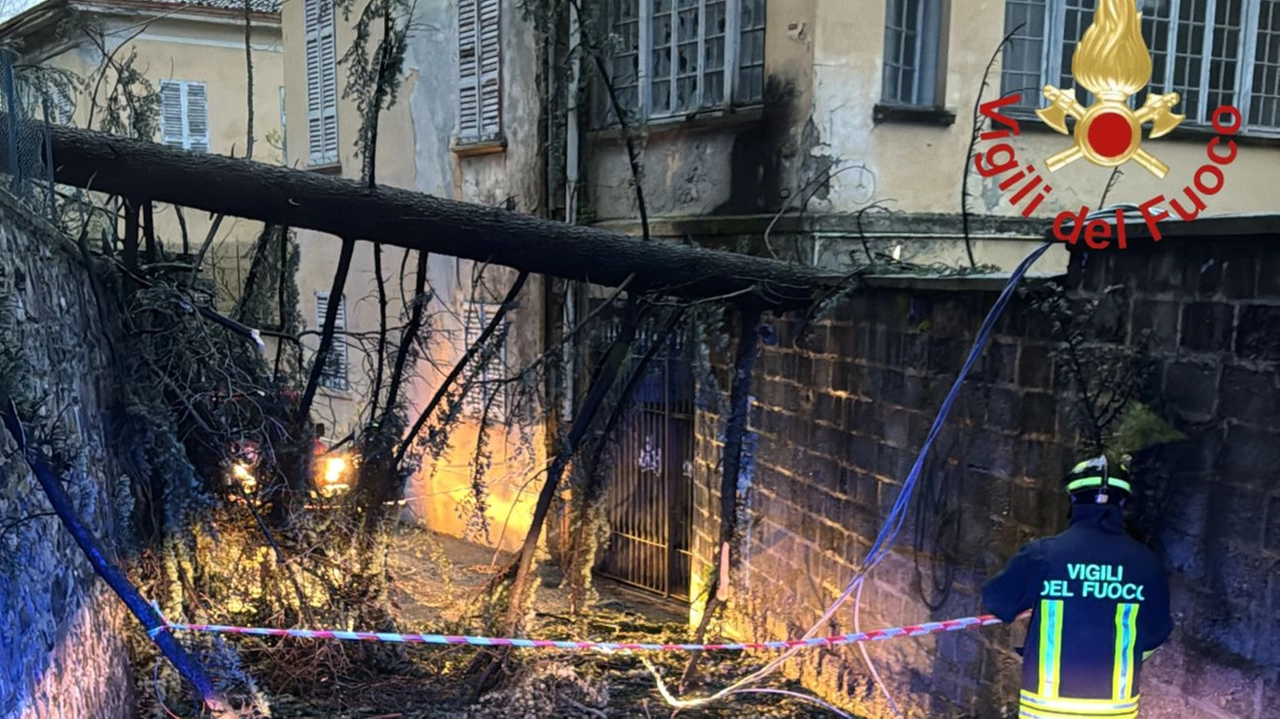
0,0 -> 285,310
274,2 -> 1277,715
275,0 -> 1279,569
280,0 -> 548,550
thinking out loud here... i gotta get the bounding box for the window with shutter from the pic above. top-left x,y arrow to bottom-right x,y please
316,291 -> 349,391
160,81 -> 185,147
185,83 -> 210,153
49,84 -> 75,125
461,301 -> 508,419
159,80 -> 211,152
458,0 -> 503,144
306,0 -> 340,165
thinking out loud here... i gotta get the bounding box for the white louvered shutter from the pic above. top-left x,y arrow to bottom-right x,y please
461,302 -> 507,418
306,0 -> 339,165
185,82 -> 209,153
316,292 -> 348,390
477,0 -> 501,140
458,0 -> 480,142
53,84 -> 74,125
160,81 -> 185,147
462,302 -> 484,416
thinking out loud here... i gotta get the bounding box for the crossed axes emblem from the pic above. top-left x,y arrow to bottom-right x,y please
1037,86 -> 1185,179
1036,0 -> 1187,179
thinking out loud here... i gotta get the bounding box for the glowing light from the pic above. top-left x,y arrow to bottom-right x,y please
318,454 -> 351,497
231,462 -> 257,492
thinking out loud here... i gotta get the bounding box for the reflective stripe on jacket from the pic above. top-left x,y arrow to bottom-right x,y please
982,503 -> 1173,717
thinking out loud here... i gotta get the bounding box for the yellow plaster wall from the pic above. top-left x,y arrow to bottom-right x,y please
33,10 -> 285,310
812,0 -> 1280,218
281,0 -> 547,551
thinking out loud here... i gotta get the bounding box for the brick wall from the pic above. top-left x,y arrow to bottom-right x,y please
0,195 -> 134,719
693,236 -> 1280,719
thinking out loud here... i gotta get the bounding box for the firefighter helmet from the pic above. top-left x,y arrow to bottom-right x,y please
1063,455 -> 1132,499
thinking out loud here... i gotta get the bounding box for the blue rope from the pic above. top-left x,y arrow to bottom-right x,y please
862,242 -> 1052,573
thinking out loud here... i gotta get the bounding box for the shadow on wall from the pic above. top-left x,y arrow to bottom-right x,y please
711,76 -> 797,217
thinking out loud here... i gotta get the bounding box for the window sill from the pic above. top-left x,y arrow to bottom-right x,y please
1005,110 -> 1280,148
307,162 -> 343,175
318,384 -> 351,399
589,105 -> 765,144
454,135 -> 508,157
873,103 -> 958,127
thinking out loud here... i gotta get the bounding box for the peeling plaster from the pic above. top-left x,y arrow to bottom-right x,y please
405,0 -> 455,202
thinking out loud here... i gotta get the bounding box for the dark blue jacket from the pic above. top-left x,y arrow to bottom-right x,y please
982,503 -> 1173,718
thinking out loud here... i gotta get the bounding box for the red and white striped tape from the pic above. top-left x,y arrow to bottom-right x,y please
150,611 -> 1005,653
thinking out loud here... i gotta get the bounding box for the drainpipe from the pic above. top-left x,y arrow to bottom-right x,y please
565,2 -> 581,228
563,0 -> 581,423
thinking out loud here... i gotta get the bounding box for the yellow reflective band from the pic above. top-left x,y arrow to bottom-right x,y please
1021,691 -> 1140,713
1020,708 -> 1138,719
1066,476 -> 1132,493
1112,603 -> 1140,701
1038,600 -> 1064,698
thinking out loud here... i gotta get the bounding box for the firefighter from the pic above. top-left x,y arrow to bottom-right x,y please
982,456 -> 1173,719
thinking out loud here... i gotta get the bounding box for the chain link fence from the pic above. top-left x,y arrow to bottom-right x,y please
0,47 -> 58,223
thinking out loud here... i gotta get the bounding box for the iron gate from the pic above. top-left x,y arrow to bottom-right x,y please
589,312 -> 696,601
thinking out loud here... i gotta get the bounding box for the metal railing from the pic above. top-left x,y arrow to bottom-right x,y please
0,47 -> 58,223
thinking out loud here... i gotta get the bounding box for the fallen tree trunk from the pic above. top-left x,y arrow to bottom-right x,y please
11,116 -> 840,309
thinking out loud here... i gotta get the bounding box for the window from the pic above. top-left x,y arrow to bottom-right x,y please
316,291 -> 348,391
1255,0 -> 1280,128
597,0 -> 767,126
1002,0 -> 1280,133
881,0 -> 948,107
159,80 -> 209,152
305,0 -> 339,165
461,301 -> 508,420
47,84 -> 75,125
458,0 -> 502,144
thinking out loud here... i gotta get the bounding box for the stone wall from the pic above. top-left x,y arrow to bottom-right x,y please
695,236 -> 1280,719
0,194 -> 134,719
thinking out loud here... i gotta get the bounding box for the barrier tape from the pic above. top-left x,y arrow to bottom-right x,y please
150,612 -> 1004,652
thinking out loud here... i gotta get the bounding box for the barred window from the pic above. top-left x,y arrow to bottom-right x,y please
881,0 -> 948,107
597,0 -> 766,126
1001,0 -> 1280,133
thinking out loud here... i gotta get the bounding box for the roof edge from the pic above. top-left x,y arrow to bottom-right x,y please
2,0 -> 281,41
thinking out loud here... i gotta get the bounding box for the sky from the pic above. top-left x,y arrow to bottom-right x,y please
0,0 -> 44,23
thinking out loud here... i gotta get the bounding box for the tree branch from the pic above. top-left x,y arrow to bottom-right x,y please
682,303 -> 762,689
393,270 -> 529,469
297,237 -> 356,423
9,112 -> 835,309
962,25 -> 1023,269
381,251 -> 429,424
369,242 -> 389,421
243,0 -> 255,160
503,297 -> 647,633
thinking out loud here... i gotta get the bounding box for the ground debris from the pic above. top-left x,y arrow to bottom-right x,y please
252,531 -> 849,718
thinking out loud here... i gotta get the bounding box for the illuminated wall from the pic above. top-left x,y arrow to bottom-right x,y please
694,227 -> 1280,719
0,195 -> 133,717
